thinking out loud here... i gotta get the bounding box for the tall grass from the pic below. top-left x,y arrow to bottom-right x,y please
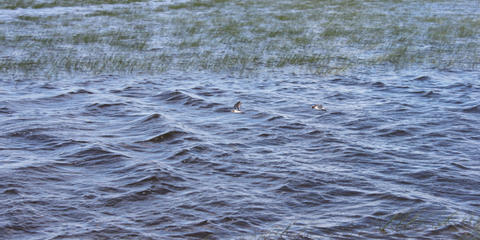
0,0 -> 479,78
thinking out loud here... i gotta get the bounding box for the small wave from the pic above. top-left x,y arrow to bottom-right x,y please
450,162 -> 469,170
329,77 -> 361,86
422,90 -> 436,97
40,83 -> 57,89
199,102 -> 221,109
0,107 -> 14,114
371,81 -> 386,88
168,145 -> 212,161
462,105 -> 480,113
214,107 -> 232,113
40,89 -> 93,101
124,175 -> 187,189
327,111 -> 345,115
68,89 -> 93,95
252,112 -> 269,119
410,90 -> 438,97
275,184 -> 297,193
55,226 -> 151,239
140,113 -> 163,123
88,102 -> 126,108
3,188 -> 20,195
143,130 -> 187,143
157,90 -> 186,101
307,129 -> 324,136
84,102 -> 129,116
182,231 -> 214,239
278,122 -> 306,130
326,188 -> 364,197
446,82 -> 473,89
413,76 -> 431,81
267,115 -> 283,121
195,87 -> 226,97
366,192 -> 424,203
258,133 -> 272,137
404,170 -> 436,180
295,192 -> 330,206
253,135 -> 290,146
327,92 -> 350,100
157,90 -> 205,107
6,128 -> 59,144
378,129 -> 411,137
422,131 -> 446,138
65,146 -> 129,167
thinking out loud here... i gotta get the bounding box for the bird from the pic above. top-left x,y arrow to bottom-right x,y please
312,104 -> 326,111
231,101 -> 242,113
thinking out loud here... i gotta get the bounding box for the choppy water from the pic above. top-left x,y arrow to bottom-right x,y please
1,69 -> 479,239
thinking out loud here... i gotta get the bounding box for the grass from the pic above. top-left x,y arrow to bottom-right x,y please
0,0 -> 479,78
1,0 -> 148,9
167,0 -> 229,10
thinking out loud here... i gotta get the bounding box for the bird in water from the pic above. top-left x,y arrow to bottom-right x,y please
231,101 -> 242,113
312,104 -> 326,111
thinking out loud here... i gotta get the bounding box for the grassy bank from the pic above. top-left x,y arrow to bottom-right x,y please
0,0 -> 479,77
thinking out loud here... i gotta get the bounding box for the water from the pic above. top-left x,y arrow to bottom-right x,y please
1,69 -> 479,239
1,0 -> 480,239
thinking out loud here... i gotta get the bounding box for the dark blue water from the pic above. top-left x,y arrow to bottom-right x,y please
1,69 -> 479,239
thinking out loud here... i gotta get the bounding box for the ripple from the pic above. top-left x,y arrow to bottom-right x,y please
2,69 -> 480,239
377,129 -> 412,137
277,122 -> 306,130
87,102 -> 126,109
64,146 -> 129,167
404,169 -> 436,180
413,75 -> 431,81
0,106 -> 14,114
371,81 -> 386,88
157,90 -> 205,106
462,105 -> 480,113
143,130 -> 188,143
68,89 -> 93,95
140,113 -> 163,123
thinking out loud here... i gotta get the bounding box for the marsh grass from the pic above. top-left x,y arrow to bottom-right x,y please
1,0 -> 148,9
167,0 -> 229,10
0,0 -> 479,78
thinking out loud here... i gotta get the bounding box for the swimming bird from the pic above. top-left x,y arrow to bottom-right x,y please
312,104 -> 326,111
231,101 -> 242,113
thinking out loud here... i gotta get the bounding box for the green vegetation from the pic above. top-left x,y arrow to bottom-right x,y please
0,0 -> 479,78
167,0 -> 229,10
1,0 -> 148,9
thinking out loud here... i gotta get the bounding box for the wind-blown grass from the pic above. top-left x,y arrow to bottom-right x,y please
0,0 -> 479,78
1,0 -> 148,9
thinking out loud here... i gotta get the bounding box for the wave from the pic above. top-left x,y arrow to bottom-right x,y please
63,146 -> 129,167
377,129 -> 411,137
462,105 -> 480,113
413,76 -> 431,81
157,90 -> 204,106
0,106 -> 14,114
140,113 -> 163,123
143,130 -> 188,143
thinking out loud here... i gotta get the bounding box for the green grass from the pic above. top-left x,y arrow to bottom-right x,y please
86,10 -> 123,17
0,0 -> 479,78
167,0 -> 229,10
1,0 -> 148,9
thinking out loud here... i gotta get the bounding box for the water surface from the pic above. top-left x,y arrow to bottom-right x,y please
1,69 -> 479,239
1,0 -> 479,239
